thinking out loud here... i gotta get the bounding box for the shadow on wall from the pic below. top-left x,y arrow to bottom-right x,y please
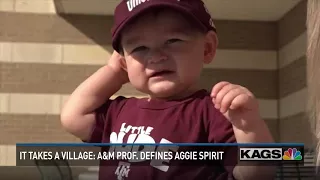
53,0 -> 114,52
59,14 -> 114,48
281,112 -> 317,148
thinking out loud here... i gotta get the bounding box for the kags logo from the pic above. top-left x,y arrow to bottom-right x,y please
239,148 -> 282,160
282,148 -> 303,160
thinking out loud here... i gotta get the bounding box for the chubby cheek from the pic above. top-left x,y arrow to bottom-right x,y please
176,55 -> 203,81
179,65 -> 202,83
126,62 -> 148,88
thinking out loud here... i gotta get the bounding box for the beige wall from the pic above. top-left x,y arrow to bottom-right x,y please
0,0 -> 311,171
277,0 -> 313,146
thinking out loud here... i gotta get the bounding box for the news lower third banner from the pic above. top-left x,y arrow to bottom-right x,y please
16,143 -> 304,166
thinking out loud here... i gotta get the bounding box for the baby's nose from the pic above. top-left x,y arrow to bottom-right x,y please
148,49 -> 168,64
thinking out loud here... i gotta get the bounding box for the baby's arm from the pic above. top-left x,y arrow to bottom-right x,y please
232,121 -> 276,180
210,82 -> 276,179
60,51 -> 128,141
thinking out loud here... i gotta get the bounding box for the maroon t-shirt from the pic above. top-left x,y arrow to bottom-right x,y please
87,89 -> 237,180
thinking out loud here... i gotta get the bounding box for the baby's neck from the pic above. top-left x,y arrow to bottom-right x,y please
148,84 -> 201,101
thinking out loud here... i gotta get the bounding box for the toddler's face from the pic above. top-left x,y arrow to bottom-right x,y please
120,9 -> 216,99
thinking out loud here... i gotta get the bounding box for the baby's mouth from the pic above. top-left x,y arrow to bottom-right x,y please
151,70 -> 175,77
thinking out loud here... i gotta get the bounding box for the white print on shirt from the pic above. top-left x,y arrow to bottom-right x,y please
115,161 -> 131,180
110,123 -> 179,174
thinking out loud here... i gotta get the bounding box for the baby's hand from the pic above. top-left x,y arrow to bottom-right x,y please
210,81 -> 260,129
108,51 -> 129,84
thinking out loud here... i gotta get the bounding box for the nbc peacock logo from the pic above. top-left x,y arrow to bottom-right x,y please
282,148 -> 303,160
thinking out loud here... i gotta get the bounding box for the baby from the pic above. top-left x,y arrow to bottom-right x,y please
61,0 -> 275,179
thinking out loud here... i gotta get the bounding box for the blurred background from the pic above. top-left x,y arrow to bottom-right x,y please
0,0 -> 310,179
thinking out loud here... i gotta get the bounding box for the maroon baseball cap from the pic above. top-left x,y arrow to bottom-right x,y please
111,0 -> 217,52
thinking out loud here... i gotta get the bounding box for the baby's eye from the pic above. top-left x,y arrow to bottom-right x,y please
166,39 -> 181,44
131,46 -> 148,53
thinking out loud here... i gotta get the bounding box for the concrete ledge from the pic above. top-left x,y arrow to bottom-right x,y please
78,173 -> 99,180
87,167 -> 99,172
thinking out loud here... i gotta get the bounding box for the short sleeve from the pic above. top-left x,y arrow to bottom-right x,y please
206,106 -> 238,178
84,96 -> 127,143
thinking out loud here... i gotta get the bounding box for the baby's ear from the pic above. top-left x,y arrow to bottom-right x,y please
203,31 -> 218,64
120,57 -> 128,72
